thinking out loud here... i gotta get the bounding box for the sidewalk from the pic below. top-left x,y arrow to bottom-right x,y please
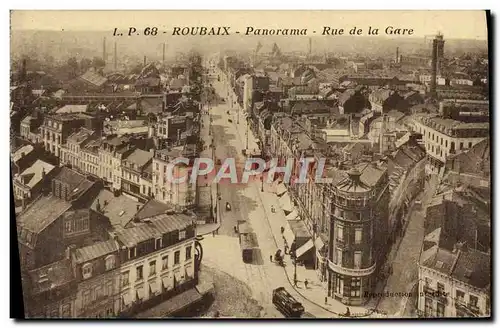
254,181 -> 373,317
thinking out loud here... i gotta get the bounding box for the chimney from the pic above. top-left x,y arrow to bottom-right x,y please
65,244 -> 76,260
41,167 -> 46,179
96,199 -> 101,212
136,204 -> 141,211
396,47 -> 399,63
163,43 -> 166,66
103,37 -> 107,65
430,36 -> 438,97
144,56 -> 147,66
114,42 -> 117,70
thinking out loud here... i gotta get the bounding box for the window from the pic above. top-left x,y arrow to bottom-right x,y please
156,163 -> 159,171
149,261 -> 156,276
179,230 -> 186,240
105,255 -> 116,271
83,290 -> 91,306
162,255 -> 169,270
61,303 -> 71,317
336,248 -> 343,265
424,297 -> 433,317
350,277 -> 361,297
468,142 -> 472,148
354,251 -> 362,269
456,290 -> 465,303
82,263 -> 93,279
128,247 -> 136,259
106,281 -> 113,296
336,224 -> 344,242
156,238 -> 162,249
95,285 -> 104,300
121,271 -> 129,287
174,251 -> 180,265
106,307 -> 114,317
436,302 -> 445,317
437,282 -> 445,294
65,221 -> 73,233
470,295 -> 478,307
186,246 -> 192,260
355,228 -> 362,244
136,265 -> 143,281
335,275 -> 343,294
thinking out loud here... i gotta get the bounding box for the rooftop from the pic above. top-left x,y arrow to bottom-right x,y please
117,213 -> 194,248
16,159 -> 55,189
79,70 -> 107,87
11,144 -> 34,163
123,148 -> 154,169
74,239 -> 119,264
91,189 -> 141,229
55,104 -> 88,114
17,195 -> 72,234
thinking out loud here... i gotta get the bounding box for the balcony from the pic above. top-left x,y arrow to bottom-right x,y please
455,300 -> 481,316
327,259 -> 376,277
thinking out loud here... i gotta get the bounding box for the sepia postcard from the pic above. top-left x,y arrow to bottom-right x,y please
10,10 -> 491,319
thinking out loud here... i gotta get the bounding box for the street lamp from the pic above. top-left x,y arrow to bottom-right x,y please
261,176 -> 264,192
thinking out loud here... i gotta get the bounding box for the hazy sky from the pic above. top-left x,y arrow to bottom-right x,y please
11,10 -> 488,40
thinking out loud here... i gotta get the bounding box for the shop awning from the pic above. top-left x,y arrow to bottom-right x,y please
276,183 -> 287,197
174,270 -> 182,282
136,287 -> 145,301
162,276 -> 171,290
149,281 -> 159,295
314,237 -> 325,251
122,292 -> 133,306
286,210 -> 298,221
134,288 -> 203,318
283,222 -> 295,246
279,193 -> 293,212
296,239 -> 314,259
196,281 -> 215,296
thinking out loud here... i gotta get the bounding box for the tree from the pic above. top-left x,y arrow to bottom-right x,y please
92,57 -> 106,69
80,58 -> 92,73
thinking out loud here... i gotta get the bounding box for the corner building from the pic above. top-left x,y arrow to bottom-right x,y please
327,164 -> 389,305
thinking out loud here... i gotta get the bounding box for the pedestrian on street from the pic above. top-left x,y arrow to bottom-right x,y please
294,279 -> 298,287
270,255 -> 273,262
304,279 -> 309,289
284,245 -> 289,255
345,307 -> 350,317
281,226 -> 285,234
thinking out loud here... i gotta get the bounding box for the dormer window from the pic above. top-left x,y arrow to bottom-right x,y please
179,230 -> 186,240
82,263 -> 93,279
105,255 -> 116,271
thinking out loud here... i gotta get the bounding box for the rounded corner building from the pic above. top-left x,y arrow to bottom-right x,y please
327,164 -> 389,306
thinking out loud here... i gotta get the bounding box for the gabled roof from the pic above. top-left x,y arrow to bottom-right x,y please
16,159 -> 55,189
117,213 -> 194,247
79,70 -> 107,87
17,195 -> 72,234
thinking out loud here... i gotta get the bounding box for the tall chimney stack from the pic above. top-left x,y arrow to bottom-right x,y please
308,37 -> 312,56
144,55 -> 147,66
430,36 -> 438,97
396,47 -> 399,63
162,43 -> 166,66
114,42 -> 117,70
103,37 -> 106,64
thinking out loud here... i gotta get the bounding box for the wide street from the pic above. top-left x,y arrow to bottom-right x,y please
197,67 -> 348,318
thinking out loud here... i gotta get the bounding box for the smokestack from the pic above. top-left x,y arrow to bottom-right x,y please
430,37 -> 438,97
144,56 -> 147,66
114,42 -> 117,70
396,47 -> 399,63
163,43 -> 166,66
308,37 -> 312,56
103,37 -> 106,65
21,59 -> 27,82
